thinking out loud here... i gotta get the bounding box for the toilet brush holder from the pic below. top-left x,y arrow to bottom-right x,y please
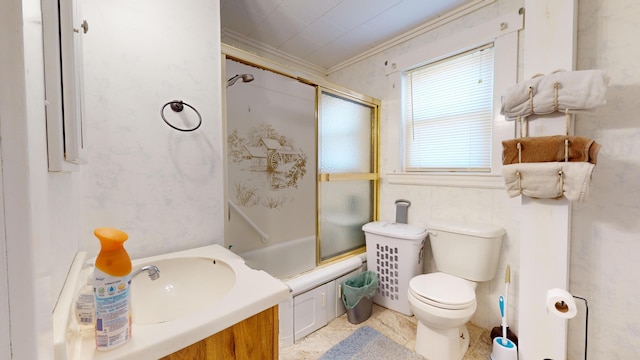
491,337 -> 518,360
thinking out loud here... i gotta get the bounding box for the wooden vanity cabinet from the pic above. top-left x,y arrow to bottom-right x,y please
161,306 -> 279,360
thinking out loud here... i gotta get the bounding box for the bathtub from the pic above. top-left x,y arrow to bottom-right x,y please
238,236 -> 367,346
238,235 -> 317,280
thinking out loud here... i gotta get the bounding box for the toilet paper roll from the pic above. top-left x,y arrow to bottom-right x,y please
546,288 -> 578,319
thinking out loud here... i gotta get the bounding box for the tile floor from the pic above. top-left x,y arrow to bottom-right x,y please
279,304 -> 493,360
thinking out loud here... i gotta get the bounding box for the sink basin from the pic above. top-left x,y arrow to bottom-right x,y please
131,257 -> 235,324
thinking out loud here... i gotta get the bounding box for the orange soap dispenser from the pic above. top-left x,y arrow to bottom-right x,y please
93,228 -> 132,351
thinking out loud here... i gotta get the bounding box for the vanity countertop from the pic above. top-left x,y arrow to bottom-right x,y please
53,244 -> 290,360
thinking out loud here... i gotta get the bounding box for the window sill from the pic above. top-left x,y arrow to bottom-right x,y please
384,172 -> 505,189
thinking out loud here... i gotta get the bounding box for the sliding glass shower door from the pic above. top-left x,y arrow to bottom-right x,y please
225,57 -> 379,272
318,89 -> 379,263
225,59 -> 317,278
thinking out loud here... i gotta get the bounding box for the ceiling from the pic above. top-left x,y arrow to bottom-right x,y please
220,0 -> 476,72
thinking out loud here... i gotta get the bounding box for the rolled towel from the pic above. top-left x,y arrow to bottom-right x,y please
500,76 -> 543,118
502,162 -> 595,202
502,135 -> 601,165
502,163 -> 563,200
562,162 -> 596,202
500,70 -> 609,120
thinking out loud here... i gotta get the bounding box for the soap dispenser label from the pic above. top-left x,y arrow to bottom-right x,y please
94,268 -> 131,350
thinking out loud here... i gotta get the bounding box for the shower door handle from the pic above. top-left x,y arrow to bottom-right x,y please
319,173 -> 377,182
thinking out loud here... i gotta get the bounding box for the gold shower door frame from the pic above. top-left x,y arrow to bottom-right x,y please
317,87 -> 379,265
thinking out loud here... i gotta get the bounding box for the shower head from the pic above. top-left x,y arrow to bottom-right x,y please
227,73 -> 254,87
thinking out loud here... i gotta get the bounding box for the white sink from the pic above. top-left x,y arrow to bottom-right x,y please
131,257 -> 236,324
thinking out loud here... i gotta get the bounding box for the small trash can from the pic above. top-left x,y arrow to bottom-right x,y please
342,271 -> 379,324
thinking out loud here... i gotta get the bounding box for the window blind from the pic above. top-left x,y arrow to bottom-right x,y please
403,44 -> 494,172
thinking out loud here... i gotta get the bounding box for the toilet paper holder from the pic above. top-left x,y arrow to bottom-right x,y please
573,295 -> 589,360
547,292 -> 589,360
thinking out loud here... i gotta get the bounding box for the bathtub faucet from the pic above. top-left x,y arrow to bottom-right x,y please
131,265 -> 160,281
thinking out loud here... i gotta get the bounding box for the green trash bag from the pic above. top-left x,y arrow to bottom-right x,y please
341,271 -> 379,309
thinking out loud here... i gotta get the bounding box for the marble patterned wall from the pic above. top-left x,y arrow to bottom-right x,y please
570,0 -> 640,358
80,0 -> 223,259
329,0 -> 640,357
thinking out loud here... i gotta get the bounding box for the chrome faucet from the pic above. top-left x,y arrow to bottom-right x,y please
131,265 -> 160,281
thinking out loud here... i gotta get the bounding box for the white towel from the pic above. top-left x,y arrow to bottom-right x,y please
500,70 -> 609,120
502,162 -> 595,202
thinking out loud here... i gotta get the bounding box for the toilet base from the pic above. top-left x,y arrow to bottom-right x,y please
415,321 -> 470,360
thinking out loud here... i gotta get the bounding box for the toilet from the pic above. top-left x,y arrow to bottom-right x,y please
408,219 -> 504,360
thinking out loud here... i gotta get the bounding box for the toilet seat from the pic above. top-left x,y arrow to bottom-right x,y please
409,272 -> 476,310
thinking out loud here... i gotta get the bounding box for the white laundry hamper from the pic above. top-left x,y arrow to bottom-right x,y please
362,221 -> 428,315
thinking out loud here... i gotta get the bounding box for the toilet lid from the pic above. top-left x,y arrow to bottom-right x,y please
409,272 -> 476,310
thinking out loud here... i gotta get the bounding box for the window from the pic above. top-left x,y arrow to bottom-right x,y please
403,44 -> 494,172
384,10 -> 522,188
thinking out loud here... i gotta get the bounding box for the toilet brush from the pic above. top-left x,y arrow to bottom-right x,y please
491,295 -> 518,360
490,265 -> 518,346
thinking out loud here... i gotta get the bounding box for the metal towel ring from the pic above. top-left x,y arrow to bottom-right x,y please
161,100 -> 202,132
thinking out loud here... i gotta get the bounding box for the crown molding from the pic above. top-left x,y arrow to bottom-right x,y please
327,0 -> 496,74
221,29 -> 328,77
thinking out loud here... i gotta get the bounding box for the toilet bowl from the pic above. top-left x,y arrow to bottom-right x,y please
408,220 -> 505,360
408,272 -> 477,360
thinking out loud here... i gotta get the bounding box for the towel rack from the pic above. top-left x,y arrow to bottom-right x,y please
161,100 -> 202,132
501,69 -> 606,202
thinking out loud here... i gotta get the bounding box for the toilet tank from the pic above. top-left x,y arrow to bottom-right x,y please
428,220 -> 504,282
